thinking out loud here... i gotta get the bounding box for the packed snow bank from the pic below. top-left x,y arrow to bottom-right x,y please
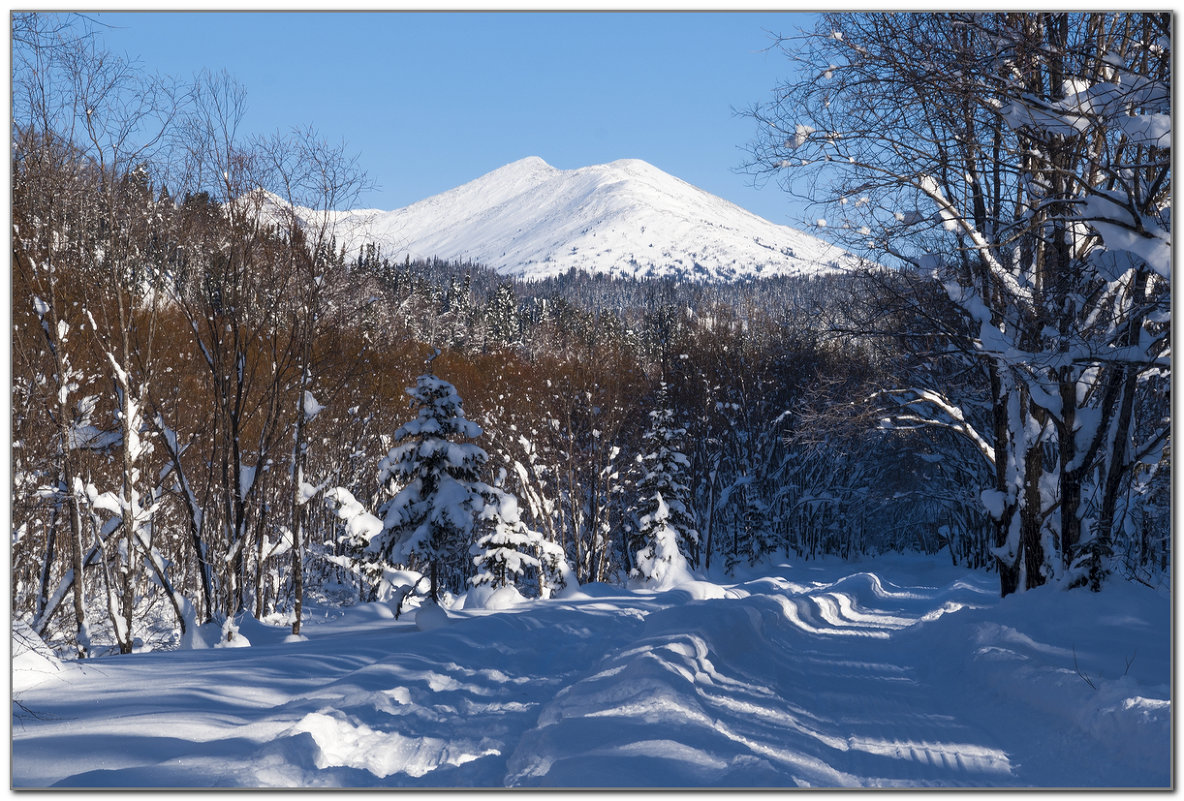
12,554 -> 1169,788
910,575 -> 1172,785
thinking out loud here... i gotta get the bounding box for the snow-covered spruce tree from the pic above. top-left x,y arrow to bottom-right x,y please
484,282 -> 523,349
471,496 -> 538,591
470,491 -> 571,598
369,369 -> 490,602
748,12 -> 1170,594
631,385 -> 699,586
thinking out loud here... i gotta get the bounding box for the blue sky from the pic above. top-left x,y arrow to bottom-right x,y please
89,11 -> 817,226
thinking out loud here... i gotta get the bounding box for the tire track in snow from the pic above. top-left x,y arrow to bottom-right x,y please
256,598 -> 659,786
504,571 -> 1013,787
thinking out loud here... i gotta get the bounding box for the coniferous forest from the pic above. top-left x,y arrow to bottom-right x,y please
12,11 -> 1170,664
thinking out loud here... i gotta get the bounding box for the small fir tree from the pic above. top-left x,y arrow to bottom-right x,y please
471,487 -> 574,598
632,385 -> 699,585
634,494 -> 694,587
471,494 -> 537,590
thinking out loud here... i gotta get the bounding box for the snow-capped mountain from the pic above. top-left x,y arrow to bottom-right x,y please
319,157 -> 866,282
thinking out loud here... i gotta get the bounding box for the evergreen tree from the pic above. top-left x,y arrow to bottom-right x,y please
370,370 -> 489,601
729,481 -> 772,573
471,494 -> 538,590
485,283 -> 521,348
470,493 -> 572,597
631,384 -> 699,586
634,495 -> 692,588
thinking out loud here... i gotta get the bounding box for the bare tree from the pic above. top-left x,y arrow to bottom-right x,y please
164,70 -> 299,617
257,125 -> 371,633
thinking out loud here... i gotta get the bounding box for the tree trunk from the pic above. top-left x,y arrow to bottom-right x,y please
117,381 -> 139,655
291,515 -> 304,635
1020,436 -> 1047,591
36,507 -> 58,624
63,462 -> 88,657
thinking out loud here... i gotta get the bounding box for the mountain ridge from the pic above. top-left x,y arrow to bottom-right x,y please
318,157 -> 866,282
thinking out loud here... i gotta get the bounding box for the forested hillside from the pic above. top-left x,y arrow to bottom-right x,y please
11,12 -> 1170,661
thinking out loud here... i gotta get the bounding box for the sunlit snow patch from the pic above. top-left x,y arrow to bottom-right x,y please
291,710 -> 499,778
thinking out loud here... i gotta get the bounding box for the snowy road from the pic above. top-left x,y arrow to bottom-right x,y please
12,556 -> 1170,788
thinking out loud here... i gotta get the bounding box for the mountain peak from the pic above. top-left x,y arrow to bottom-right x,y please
324,158 -> 866,282
509,155 -> 552,169
486,155 -> 557,178
603,157 -> 655,172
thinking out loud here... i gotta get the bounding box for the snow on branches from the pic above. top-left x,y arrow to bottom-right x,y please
630,387 -> 699,588
363,372 -> 573,602
751,12 -> 1170,594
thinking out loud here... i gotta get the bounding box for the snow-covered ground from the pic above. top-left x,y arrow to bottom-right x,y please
12,554 -> 1169,788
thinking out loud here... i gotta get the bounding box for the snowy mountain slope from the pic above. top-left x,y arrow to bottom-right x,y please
319,157 -> 867,282
12,556 -> 1169,788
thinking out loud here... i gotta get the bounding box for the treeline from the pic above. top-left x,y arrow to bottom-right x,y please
11,12 -> 1170,658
